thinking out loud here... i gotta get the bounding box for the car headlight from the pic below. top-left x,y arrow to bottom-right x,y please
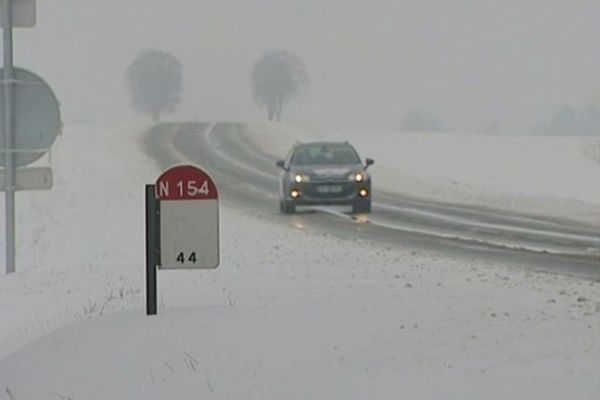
350,172 -> 365,183
293,174 -> 310,183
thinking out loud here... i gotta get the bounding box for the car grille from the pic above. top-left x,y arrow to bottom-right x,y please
303,181 -> 356,199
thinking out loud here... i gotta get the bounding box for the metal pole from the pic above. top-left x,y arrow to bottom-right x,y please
146,184 -> 158,315
3,0 -> 15,274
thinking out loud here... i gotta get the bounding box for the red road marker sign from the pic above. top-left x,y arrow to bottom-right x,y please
156,165 -> 219,269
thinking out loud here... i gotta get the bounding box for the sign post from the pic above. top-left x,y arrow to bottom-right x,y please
145,184 -> 159,316
3,0 -> 15,274
1,1 -> 54,275
145,165 -> 220,315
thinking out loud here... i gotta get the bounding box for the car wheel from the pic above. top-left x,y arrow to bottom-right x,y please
352,199 -> 371,214
280,200 -> 296,214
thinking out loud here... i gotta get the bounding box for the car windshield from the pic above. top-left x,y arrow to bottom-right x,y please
291,144 -> 361,166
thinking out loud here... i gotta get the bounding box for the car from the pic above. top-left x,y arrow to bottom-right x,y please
276,141 -> 374,214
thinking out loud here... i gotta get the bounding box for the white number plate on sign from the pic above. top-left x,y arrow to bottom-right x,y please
156,165 -> 219,269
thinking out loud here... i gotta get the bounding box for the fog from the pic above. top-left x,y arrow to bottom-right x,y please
8,0 -> 600,132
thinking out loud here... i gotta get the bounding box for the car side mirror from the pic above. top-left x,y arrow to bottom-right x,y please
365,158 -> 374,169
276,160 -> 287,170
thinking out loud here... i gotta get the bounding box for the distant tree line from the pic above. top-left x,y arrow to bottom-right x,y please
534,105 -> 600,135
402,108 -> 448,132
124,48 -> 600,133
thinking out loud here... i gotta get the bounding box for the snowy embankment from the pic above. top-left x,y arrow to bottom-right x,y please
243,122 -> 600,223
0,123 -> 599,399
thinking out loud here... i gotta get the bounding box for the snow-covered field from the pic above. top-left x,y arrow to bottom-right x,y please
0,123 -> 599,399
244,122 -> 600,223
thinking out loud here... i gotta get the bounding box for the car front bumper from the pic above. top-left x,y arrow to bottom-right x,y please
283,180 -> 371,205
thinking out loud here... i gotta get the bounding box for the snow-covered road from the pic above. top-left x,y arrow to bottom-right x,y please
0,123 -> 599,399
170,122 -> 600,267
244,122 -> 600,223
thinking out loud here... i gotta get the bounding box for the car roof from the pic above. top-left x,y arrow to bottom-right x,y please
294,141 -> 353,148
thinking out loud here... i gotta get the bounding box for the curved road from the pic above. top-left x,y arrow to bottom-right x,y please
143,122 -> 600,279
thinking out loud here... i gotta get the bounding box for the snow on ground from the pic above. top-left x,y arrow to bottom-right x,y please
0,122 -> 599,399
244,122 -> 600,223
0,123 -> 155,359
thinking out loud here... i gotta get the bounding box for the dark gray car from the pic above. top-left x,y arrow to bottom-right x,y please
276,141 -> 374,214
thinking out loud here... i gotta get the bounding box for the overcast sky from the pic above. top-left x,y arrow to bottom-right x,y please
7,0 -> 600,131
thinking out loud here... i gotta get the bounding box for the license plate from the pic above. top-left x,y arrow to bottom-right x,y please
317,185 -> 342,193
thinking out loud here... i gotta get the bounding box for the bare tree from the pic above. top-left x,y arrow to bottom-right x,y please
252,50 -> 309,121
127,49 -> 183,122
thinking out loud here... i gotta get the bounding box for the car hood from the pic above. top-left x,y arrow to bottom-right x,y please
293,164 -> 363,179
